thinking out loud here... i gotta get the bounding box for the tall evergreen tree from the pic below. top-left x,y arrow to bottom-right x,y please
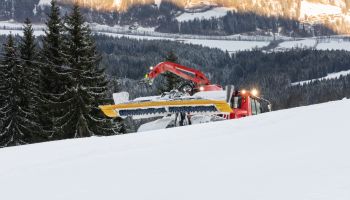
53,4 -> 118,138
20,18 -> 40,106
41,0 -> 66,93
19,18 -> 42,143
159,51 -> 184,93
39,0 -> 67,138
0,34 -> 39,147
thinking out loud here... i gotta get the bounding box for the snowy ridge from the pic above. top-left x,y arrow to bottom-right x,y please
0,99 -> 350,200
176,7 -> 230,22
300,0 -> 343,18
38,0 -> 52,7
292,69 -> 350,86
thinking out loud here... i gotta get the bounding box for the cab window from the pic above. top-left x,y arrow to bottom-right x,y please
231,96 -> 242,109
256,100 -> 262,114
251,98 -> 257,115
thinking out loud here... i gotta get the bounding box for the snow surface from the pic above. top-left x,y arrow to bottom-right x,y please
176,7 -> 230,22
99,32 -> 269,52
193,90 -> 227,100
300,0 -> 342,19
154,0 -> 162,8
278,38 -> 316,49
113,0 -> 122,8
184,38 -> 268,52
316,40 -> 350,51
38,0 -> 52,7
113,92 -> 129,104
292,69 -> 350,86
0,20 -> 46,30
1,99 -> 350,200
278,38 -> 350,51
0,29 -> 44,36
138,116 -> 174,132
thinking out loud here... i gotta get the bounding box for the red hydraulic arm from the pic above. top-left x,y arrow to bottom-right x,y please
146,62 -> 211,86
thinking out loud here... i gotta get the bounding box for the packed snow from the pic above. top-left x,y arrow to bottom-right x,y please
277,38 -> 350,51
113,0 -> 122,8
99,32 -> 269,52
300,0 -> 343,19
0,99 -> 350,200
0,20 -> 45,30
38,0 -> 52,8
176,7 -> 230,22
316,40 -> 350,51
292,69 -> 350,86
0,29 -> 44,36
183,39 -> 268,52
278,39 -> 316,49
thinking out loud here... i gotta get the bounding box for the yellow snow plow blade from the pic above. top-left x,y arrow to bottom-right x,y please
99,99 -> 233,118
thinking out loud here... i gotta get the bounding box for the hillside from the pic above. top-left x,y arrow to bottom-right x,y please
0,99 -> 349,200
1,0 -> 350,34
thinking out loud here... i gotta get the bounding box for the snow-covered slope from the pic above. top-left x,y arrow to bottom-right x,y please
292,69 -> 350,86
176,7 -> 230,22
38,0 -> 52,7
2,20 -> 350,52
1,99 -> 350,200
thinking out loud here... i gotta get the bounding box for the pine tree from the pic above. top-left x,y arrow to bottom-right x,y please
19,18 -> 43,143
39,0 -> 67,139
0,34 -> 39,147
159,51 -> 184,93
53,4 -> 118,138
20,18 -> 39,103
165,51 -> 178,63
41,0 -> 66,93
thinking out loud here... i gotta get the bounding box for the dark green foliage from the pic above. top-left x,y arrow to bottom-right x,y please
19,18 -> 40,107
158,51 -> 185,93
157,11 -> 335,37
96,35 -> 230,82
52,4 -> 118,138
19,19 -> 39,101
0,2 -> 123,148
230,49 -> 350,109
18,19 -> 43,143
165,51 -> 178,63
39,0 -> 67,138
0,34 -> 40,147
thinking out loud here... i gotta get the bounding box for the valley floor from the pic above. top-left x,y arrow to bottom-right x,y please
2,21 -> 350,52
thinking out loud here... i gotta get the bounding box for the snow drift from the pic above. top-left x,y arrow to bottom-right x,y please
0,99 -> 350,200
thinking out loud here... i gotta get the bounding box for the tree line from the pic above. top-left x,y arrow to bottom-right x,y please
156,11 -> 335,37
0,1 -> 123,148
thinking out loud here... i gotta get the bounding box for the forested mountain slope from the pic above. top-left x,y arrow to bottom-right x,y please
1,34 -> 349,110
1,0 -> 349,35
91,35 -> 350,110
